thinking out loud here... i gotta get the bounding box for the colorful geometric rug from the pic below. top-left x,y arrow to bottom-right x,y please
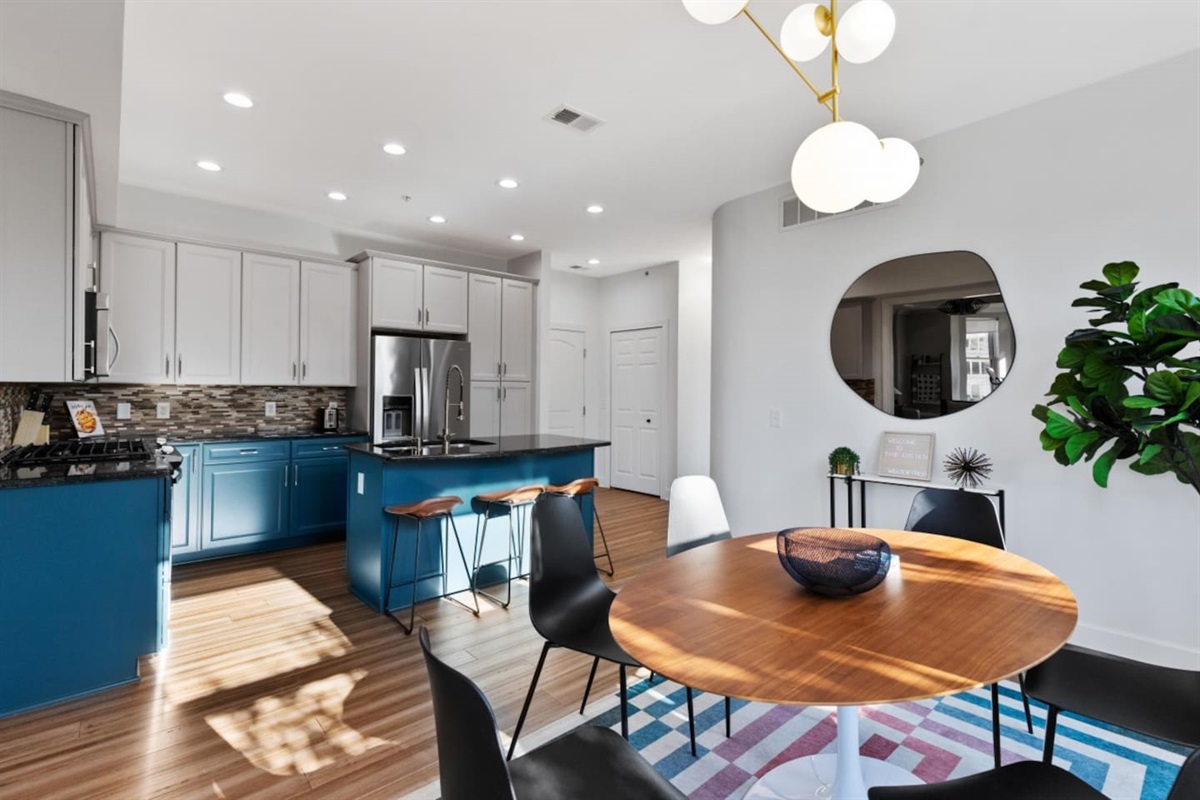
410,677 -> 1190,799
566,677 -> 1189,800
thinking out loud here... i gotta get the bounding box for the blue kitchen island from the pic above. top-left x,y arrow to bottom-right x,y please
345,435 -> 609,615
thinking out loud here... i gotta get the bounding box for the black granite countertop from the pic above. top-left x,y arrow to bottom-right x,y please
160,429 -> 369,444
346,435 -> 610,463
0,456 -> 176,489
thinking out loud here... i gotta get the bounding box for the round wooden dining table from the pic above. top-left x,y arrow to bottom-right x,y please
609,529 -> 1078,800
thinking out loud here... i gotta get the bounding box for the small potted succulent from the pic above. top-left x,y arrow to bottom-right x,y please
828,446 -> 861,476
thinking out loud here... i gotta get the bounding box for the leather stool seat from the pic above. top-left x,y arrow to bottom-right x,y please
476,484 -> 545,505
546,478 -> 600,497
471,485 -> 545,608
386,496 -> 462,519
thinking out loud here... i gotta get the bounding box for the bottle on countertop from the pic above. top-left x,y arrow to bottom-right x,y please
321,401 -> 341,432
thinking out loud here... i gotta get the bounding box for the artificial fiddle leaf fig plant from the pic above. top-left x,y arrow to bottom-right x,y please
1032,261 -> 1200,494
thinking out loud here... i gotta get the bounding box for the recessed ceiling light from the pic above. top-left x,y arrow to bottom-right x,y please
223,92 -> 253,109
196,160 -> 221,172
429,215 -> 447,224
383,142 -> 407,156
327,191 -> 348,201
509,233 -> 525,242
588,258 -> 600,265
586,204 -> 604,214
497,178 -> 519,189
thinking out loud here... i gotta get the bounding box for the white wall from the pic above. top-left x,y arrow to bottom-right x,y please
0,0 -> 124,225
709,52 -> 1200,667
678,256 -> 713,477
118,184 -> 509,269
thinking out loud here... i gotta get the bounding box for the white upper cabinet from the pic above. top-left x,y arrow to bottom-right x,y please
0,106 -> 73,383
468,274 -> 502,381
175,243 -> 241,384
241,253 -> 300,385
501,279 -> 534,382
300,261 -> 356,386
470,381 -> 501,439
500,382 -> 533,436
371,258 -> 423,330
100,233 -> 177,383
423,266 -> 469,334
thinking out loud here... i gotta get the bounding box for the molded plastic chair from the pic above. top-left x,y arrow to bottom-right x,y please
1024,644 -> 1200,762
418,627 -> 686,800
868,748 -> 1200,800
508,493 -> 701,760
664,475 -> 734,754
904,487 -> 1033,767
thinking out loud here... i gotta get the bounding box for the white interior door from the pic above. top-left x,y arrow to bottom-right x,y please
548,328 -> 585,437
610,326 -> 663,495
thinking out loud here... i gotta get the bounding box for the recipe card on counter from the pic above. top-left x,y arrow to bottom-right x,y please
65,400 -> 105,438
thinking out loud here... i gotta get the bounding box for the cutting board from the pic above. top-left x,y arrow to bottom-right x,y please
13,409 -> 44,446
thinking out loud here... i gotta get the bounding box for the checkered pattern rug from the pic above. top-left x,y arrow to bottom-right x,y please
411,677 -> 1189,799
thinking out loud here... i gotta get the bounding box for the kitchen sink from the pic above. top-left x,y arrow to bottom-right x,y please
379,439 -> 494,456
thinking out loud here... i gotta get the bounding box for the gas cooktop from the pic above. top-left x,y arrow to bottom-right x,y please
0,438 -> 153,466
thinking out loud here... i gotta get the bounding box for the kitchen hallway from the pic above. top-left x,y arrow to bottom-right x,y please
0,488 -> 667,799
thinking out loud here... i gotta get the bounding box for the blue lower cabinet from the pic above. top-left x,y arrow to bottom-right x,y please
201,459 -> 290,547
170,444 -> 200,555
291,456 -> 349,536
173,435 -> 365,563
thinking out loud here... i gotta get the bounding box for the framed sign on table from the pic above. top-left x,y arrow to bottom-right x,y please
878,431 -> 934,480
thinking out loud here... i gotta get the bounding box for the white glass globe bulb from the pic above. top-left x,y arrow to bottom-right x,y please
836,0 -> 896,64
866,137 -> 920,203
780,4 -> 830,62
681,0 -> 749,25
791,121 -> 882,214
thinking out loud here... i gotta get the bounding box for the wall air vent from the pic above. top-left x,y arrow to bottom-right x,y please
781,195 -> 888,231
545,104 -> 605,133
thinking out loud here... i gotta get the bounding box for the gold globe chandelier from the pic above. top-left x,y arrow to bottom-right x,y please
682,0 -> 919,214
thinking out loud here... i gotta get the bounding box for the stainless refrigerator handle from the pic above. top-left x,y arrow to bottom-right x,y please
414,366 -> 424,440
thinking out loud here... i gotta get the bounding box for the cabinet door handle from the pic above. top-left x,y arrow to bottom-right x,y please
294,463 -> 299,486
165,355 -> 170,377
302,362 -> 307,379
292,362 -> 297,379
496,361 -> 501,377
424,308 -> 430,324
178,355 -> 183,376
503,362 -> 507,376
283,468 -> 287,488
322,445 -> 341,451
239,449 -> 259,455
417,306 -> 422,324
191,454 -> 197,474
503,387 -> 507,401
496,386 -> 501,401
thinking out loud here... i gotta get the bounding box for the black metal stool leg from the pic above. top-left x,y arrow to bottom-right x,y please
580,656 -> 600,714
990,682 -> 1002,769
442,513 -> 479,616
385,515 -> 421,635
619,663 -> 629,740
508,641 -> 553,761
592,492 -> 614,576
1017,673 -> 1033,733
725,695 -> 731,737
475,501 -> 515,609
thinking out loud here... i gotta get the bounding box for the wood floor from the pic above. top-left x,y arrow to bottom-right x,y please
0,489 -> 668,799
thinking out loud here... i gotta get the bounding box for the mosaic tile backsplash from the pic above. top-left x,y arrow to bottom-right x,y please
0,383 -> 351,447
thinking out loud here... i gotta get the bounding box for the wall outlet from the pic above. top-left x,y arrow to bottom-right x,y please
116,402 -> 131,420
156,402 -> 170,420
769,408 -> 783,428
265,401 -> 277,417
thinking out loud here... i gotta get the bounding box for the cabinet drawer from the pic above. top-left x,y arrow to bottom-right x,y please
202,441 -> 290,463
292,437 -> 365,459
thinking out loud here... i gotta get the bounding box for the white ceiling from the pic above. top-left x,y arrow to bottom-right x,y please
119,0 -> 1200,276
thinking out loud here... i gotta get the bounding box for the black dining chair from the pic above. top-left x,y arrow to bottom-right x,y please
418,627 -> 686,800
1024,643 -> 1200,763
904,487 -> 1033,768
868,747 -> 1200,800
506,493 -> 700,761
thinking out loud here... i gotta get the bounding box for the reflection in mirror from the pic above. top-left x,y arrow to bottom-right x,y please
830,251 -> 1015,418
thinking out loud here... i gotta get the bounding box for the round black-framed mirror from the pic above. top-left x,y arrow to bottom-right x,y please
831,251 -> 1015,418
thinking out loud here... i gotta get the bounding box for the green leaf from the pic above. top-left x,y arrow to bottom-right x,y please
1057,346 -> 1087,369
1127,310 -> 1147,340
1130,282 -> 1180,312
1079,279 -> 1111,292
1047,374 -> 1081,399
1182,381 -> 1200,412
1040,430 -> 1065,452
1065,431 -> 1100,464
1102,261 -> 1139,286
1146,371 -> 1185,403
1031,404 -> 1050,422
1124,396 -> 1165,408
1045,409 -> 1082,439
1092,444 -> 1120,488
1066,396 -> 1093,420
1072,298 -> 1116,309
1139,443 -> 1164,464
1147,412 -> 1189,431
1083,352 -> 1120,381
1155,288 -> 1200,320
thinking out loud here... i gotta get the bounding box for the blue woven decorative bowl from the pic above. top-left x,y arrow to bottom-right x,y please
776,528 -> 892,597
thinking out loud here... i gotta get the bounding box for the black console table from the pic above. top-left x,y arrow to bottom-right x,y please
827,473 -> 1006,534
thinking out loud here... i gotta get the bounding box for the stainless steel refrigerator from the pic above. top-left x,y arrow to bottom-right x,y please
360,335 -> 471,445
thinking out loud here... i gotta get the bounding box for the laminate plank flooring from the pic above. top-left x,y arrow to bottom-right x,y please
0,488 -> 668,799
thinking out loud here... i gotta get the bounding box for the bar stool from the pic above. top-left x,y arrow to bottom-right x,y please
545,477 -> 614,576
471,484 -> 544,608
384,496 -> 478,635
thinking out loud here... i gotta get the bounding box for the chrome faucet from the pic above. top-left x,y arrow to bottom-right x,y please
441,364 -> 466,444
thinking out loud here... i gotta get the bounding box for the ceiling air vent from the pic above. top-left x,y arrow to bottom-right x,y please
545,104 -> 605,133
781,195 -> 885,231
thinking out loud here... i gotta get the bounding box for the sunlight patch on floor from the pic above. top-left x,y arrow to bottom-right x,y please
205,670 -> 391,777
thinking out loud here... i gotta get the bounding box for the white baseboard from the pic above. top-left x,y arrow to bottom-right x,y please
1072,622 -> 1200,669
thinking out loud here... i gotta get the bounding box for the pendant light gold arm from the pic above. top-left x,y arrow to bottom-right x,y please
829,0 -> 840,121
739,6 -> 834,114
